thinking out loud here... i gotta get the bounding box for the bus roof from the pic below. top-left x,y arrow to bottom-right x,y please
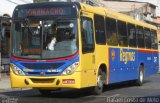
14,2 -> 80,10
80,3 -> 157,30
13,2 -> 157,30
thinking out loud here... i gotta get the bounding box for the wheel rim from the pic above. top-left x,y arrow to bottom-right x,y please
140,70 -> 143,83
97,75 -> 103,88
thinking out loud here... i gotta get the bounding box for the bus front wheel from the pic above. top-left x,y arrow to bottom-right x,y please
92,69 -> 106,95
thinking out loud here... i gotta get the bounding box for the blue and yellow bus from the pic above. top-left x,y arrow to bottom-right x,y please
10,2 -> 158,95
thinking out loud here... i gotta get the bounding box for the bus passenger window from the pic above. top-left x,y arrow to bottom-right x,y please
151,30 -> 158,49
144,28 -> 151,49
137,26 -> 144,48
105,17 -> 118,46
94,14 -> 106,44
81,17 -> 94,53
128,24 -> 137,47
117,21 -> 128,47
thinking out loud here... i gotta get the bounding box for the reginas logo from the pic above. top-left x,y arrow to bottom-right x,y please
120,49 -> 135,64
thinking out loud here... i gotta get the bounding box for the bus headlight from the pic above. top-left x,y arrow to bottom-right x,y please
11,64 -> 25,76
62,62 -> 79,75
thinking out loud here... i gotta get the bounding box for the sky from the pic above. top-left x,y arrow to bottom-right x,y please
0,0 -> 33,16
129,0 -> 160,16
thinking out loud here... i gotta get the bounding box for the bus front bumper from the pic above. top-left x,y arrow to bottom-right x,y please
10,70 -> 81,89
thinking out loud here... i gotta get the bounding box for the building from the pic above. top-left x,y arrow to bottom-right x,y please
101,0 -> 160,40
127,0 -> 160,16
126,0 -> 160,42
101,0 -> 157,22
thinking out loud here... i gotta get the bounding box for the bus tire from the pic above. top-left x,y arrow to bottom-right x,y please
136,65 -> 144,86
92,69 -> 105,95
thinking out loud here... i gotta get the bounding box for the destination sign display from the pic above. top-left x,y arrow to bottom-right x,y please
14,6 -> 77,18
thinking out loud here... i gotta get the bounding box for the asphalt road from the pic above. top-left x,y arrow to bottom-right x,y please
0,74 -> 160,103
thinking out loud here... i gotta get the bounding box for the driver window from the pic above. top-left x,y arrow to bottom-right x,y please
81,17 -> 94,53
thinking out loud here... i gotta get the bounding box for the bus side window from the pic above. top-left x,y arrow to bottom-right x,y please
128,24 -> 137,47
117,20 -> 128,47
151,30 -> 158,49
94,14 -> 106,44
144,28 -> 151,49
81,17 -> 94,53
106,17 -> 118,46
137,26 -> 144,48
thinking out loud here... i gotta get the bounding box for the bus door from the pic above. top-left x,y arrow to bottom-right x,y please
80,11 -> 96,87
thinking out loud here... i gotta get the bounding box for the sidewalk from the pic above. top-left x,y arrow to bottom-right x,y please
0,73 -> 11,90
0,73 -> 31,93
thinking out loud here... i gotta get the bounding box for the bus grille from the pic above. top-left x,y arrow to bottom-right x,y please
21,63 -> 65,69
27,72 -> 59,75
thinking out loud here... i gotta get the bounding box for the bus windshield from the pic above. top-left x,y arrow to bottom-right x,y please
11,18 -> 78,59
